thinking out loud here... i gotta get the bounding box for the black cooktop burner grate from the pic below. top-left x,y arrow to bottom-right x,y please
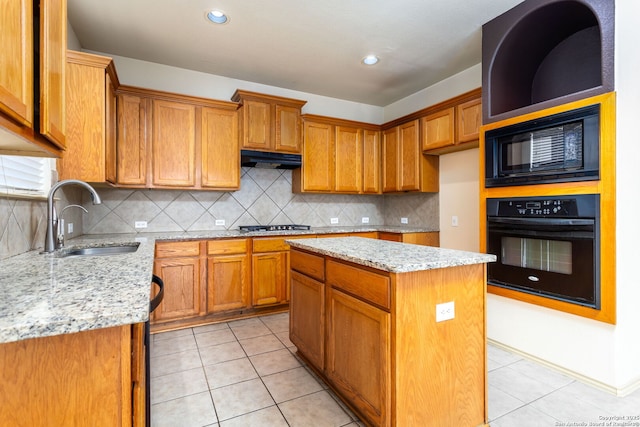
238,224 -> 311,232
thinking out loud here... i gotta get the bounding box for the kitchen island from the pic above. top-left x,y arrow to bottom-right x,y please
287,237 -> 496,427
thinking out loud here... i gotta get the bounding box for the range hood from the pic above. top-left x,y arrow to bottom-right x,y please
240,150 -> 302,169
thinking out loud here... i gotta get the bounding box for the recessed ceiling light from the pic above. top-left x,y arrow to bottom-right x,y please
207,9 -> 228,24
362,55 -> 379,65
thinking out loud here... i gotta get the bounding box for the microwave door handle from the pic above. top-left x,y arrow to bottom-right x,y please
487,217 -> 595,227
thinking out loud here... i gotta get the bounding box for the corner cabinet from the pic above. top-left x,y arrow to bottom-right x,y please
113,86 -> 240,190
58,51 -> 119,182
382,119 -> 439,193
0,324 -> 146,427
0,0 -> 66,156
231,90 -> 306,154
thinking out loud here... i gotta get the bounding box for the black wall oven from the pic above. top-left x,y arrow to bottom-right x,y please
486,194 -> 600,308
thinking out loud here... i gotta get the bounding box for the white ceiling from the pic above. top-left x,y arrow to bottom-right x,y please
67,0 -> 523,106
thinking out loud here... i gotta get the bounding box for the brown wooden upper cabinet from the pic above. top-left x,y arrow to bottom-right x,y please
382,119 -> 438,193
0,0 -> 66,156
231,90 -> 306,154
58,51 -> 119,183
293,115 -> 380,194
421,90 -> 482,155
112,86 -> 240,190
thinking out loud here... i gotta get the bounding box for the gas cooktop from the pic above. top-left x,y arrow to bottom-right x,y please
238,224 -> 311,232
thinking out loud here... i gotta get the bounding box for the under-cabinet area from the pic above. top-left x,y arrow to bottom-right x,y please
287,237 -> 495,427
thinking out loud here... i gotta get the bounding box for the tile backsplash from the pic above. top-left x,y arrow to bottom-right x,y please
1,168 -> 438,259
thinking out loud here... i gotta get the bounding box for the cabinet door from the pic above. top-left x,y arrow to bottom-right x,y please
59,57 -> 106,181
326,287 -> 390,427
39,0 -> 66,148
152,100 -> 196,187
0,0 -> 33,126
290,270 -> 325,370
334,125 -> 362,192
201,107 -> 240,189
153,257 -> 203,321
422,107 -> 454,151
362,129 -> 380,194
275,104 -> 301,153
252,252 -> 287,306
241,99 -> 271,150
382,127 -> 399,192
116,94 -> 148,185
398,119 -> 420,191
207,253 -> 250,312
302,120 -> 334,191
457,97 -> 481,143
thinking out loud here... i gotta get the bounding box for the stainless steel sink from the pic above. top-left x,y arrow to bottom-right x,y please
58,243 -> 139,258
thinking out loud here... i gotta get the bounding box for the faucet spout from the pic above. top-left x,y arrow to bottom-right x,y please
43,180 -> 102,253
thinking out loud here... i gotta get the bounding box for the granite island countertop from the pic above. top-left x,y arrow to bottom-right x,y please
0,226 -> 438,344
286,237 -> 496,273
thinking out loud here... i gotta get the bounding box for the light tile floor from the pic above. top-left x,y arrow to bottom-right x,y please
151,312 -> 640,427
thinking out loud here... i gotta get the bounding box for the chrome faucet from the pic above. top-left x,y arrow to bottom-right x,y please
43,180 -> 102,253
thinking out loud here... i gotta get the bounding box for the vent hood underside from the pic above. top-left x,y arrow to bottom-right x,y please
240,150 -> 302,169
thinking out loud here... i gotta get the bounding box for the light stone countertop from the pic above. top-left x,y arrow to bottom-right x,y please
0,226 -> 438,345
286,237 -> 496,273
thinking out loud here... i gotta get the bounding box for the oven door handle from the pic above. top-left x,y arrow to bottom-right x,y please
488,217 -> 595,227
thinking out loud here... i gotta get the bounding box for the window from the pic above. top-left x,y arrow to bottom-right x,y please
0,155 -> 53,197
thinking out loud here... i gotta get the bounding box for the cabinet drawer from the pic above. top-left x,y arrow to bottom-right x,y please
155,241 -> 201,258
326,260 -> 390,310
207,239 -> 247,255
291,249 -> 325,282
253,235 -> 315,253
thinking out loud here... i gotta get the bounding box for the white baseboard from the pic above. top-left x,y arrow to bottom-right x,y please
487,338 -> 640,397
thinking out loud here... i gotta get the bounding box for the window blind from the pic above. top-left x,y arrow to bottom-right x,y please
0,155 -> 51,197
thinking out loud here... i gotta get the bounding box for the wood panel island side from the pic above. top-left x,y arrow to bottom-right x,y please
287,237 -> 496,427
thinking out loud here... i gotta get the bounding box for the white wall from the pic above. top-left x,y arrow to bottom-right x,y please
91,52 -> 384,125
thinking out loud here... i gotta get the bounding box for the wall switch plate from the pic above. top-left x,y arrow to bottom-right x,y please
134,221 -> 148,229
401,217 -> 408,224
451,215 -> 459,227
436,301 -> 455,322
67,222 -> 73,234
215,219 -> 225,226
330,217 -> 339,225
362,217 -> 370,224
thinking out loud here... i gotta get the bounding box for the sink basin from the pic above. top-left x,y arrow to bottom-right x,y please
58,243 -> 140,258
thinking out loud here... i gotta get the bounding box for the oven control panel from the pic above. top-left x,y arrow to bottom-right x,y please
491,198 -> 582,217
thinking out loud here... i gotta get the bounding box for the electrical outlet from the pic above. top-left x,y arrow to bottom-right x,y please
215,219 -> 225,226
330,217 -> 339,225
362,217 -> 370,224
134,221 -> 147,229
401,217 -> 408,224
67,222 -> 73,234
451,215 -> 459,227
436,301 -> 455,322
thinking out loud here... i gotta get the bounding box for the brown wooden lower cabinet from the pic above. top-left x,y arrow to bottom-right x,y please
207,239 -> 251,312
0,324 -> 145,427
290,247 -> 488,427
378,231 -> 439,246
150,231 -> 438,331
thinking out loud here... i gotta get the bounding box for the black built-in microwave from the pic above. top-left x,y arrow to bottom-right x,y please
484,104 -> 600,187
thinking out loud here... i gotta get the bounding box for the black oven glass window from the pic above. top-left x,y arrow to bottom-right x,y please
501,237 -> 572,275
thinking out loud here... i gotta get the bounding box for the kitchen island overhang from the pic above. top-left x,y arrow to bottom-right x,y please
286,237 -> 496,427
